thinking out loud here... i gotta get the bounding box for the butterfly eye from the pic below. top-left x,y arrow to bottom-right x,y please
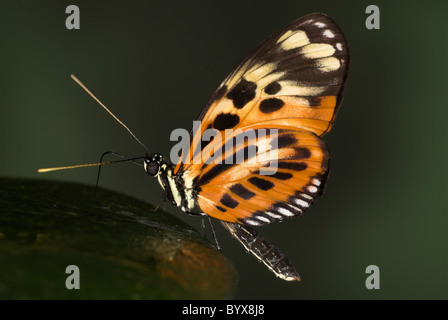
149,153 -> 162,161
144,160 -> 160,176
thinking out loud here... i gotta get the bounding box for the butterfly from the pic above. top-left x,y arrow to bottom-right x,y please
144,13 -> 350,281
40,13 -> 349,282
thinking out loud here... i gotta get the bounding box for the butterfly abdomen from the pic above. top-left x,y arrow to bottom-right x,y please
221,221 -> 301,281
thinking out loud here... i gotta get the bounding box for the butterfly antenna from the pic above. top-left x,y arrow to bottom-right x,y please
38,159 -> 131,173
70,74 -> 150,154
38,155 -> 145,173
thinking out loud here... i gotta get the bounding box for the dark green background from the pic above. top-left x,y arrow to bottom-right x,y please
1,0 -> 447,299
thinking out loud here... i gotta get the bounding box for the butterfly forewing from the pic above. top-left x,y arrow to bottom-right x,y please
174,13 -> 349,174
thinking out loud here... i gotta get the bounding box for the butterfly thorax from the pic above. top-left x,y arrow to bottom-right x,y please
143,153 -> 196,213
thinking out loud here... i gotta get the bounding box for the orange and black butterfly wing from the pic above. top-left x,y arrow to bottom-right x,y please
198,13 -> 349,136
192,125 -> 329,225
174,13 -> 349,173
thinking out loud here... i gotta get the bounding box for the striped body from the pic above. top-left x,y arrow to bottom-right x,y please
158,164 -> 196,213
143,153 -> 197,213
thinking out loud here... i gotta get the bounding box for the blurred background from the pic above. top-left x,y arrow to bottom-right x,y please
1,0 -> 447,299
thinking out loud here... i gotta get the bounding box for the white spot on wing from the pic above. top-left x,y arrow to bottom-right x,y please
256,215 -> 271,223
275,81 -> 326,96
314,22 -> 326,28
335,43 -> 343,51
300,193 -> 313,201
323,29 -> 335,38
245,62 -> 277,83
277,207 -> 294,217
265,211 -> 283,219
279,30 -> 310,50
307,185 -> 318,193
293,198 -> 310,208
276,30 -> 294,44
312,178 -> 321,186
316,57 -> 341,72
301,43 -> 335,59
245,218 -> 261,226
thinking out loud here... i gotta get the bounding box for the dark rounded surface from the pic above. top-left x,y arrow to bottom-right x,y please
0,178 -> 238,299
264,82 -> 281,95
227,79 -> 257,109
213,113 -> 240,130
259,98 -> 285,114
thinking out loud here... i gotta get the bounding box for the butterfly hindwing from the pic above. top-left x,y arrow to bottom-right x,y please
192,125 -> 329,225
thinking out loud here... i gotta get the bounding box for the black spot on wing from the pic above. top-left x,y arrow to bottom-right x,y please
192,176 -> 200,189
227,79 -> 257,109
276,133 -> 298,149
216,205 -> 227,212
264,82 -> 281,95
220,194 -> 239,209
230,184 -> 255,200
307,96 -> 322,107
248,176 -> 274,191
294,147 -> 311,159
277,161 -> 308,171
213,113 -> 240,130
270,171 -> 293,180
259,98 -> 285,114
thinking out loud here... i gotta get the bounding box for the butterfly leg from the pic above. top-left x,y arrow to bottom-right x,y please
200,216 -> 206,237
207,216 -> 222,251
93,151 -> 112,207
196,213 -> 221,251
95,150 -> 144,206
153,190 -> 168,228
153,191 -> 167,212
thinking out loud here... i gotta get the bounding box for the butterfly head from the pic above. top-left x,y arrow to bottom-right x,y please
143,153 -> 165,177
143,153 -> 184,210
